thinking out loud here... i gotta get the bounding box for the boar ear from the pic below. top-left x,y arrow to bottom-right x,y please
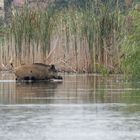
50,65 -> 57,72
50,64 -> 55,70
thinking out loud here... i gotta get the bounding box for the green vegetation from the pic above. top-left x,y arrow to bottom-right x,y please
0,0 -> 140,79
122,8 -> 140,79
11,6 -> 56,63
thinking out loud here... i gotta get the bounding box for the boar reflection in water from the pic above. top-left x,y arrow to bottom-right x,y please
15,63 -> 63,81
15,82 -> 61,103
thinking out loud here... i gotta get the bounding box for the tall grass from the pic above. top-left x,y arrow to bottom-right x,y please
121,8 -> 140,79
0,0 -> 129,73
48,0 -> 125,73
73,0 -> 124,73
10,5 -> 56,65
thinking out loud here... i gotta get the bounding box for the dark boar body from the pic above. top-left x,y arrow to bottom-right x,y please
15,63 -> 62,82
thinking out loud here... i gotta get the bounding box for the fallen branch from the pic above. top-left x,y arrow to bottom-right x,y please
60,60 -> 77,73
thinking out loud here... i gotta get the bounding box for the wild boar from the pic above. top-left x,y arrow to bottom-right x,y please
15,63 -> 62,81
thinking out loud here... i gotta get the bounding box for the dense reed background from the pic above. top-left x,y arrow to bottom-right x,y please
0,0 -> 139,76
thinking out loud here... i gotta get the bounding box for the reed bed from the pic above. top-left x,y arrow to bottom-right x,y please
0,0 -> 137,74
122,8 -> 140,79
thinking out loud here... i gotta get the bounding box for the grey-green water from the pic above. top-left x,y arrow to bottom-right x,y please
0,72 -> 140,140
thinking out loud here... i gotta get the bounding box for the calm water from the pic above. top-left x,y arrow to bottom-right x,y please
0,72 -> 140,140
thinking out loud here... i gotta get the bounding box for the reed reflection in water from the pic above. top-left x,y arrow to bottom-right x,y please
0,73 -> 140,104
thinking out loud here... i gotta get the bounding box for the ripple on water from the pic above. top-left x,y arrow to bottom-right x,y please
0,104 -> 140,140
0,73 -> 140,140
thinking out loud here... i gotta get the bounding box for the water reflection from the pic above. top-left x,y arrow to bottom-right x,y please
15,82 -> 62,104
0,73 -> 140,140
0,73 -> 140,104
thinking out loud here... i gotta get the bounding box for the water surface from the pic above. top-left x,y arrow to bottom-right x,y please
0,72 -> 140,140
